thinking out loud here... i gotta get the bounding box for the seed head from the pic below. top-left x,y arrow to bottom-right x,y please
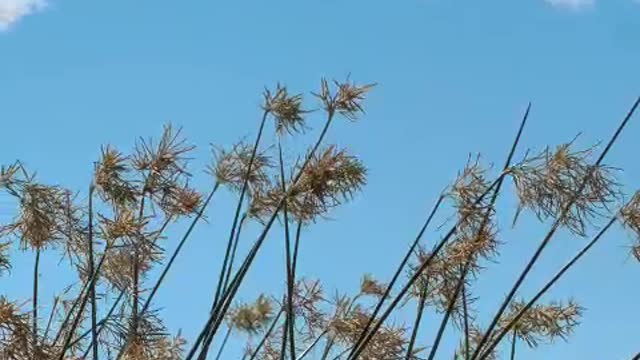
290,145 -> 366,222
360,273 -> 386,298
314,77 -> 375,120
502,299 -> 583,348
229,294 -> 275,335
263,84 -> 309,135
511,140 -> 620,236
95,146 -> 139,207
207,141 -> 273,196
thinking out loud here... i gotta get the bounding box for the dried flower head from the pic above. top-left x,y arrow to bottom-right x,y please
133,123 -> 194,196
229,295 -> 275,335
447,155 -> 493,229
329,306 -> 408,360
264,84 -> 308,135
0,182 -> 68,250
511,141 -> 620,236
99,208 -> 148,241
408,246 -> 475,326
619,191 -> 640,262
290,145 -> 366,222
158,184 -> 203,217
314,77 -> 376,120
116,311 -> 181,360
95,146 -> 139,207
0,242 -> 10,275
208,141 -> 273,195
102,244 -> 160,293
292,279 -> 326,335
0,297 -> 31,358
360,273 -> 386,298
458,326 -> 498,360
501,299 -> 583,348
0,162 -> 24,196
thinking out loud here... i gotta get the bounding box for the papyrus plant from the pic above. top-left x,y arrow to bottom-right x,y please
0,78 -> 638,360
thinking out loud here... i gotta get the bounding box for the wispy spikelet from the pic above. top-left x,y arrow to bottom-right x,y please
447,155 -> 493,229
117,310 -> 181,360
95,146 -> 139,207
102,244 -> 161,293
0,181 -> 69,250
620,191 -> 640,262
0,242 -> 10,275
458,326 -> 498,360
0,296 -> 31,359
329,306 -> 408,360
511,141 -> 620,236
292,279 -> 326,335
501,299 -> 583,348
158,184 -> 203,217
360,273 -> 386,298
264,84 -> 308,135
290,145 -> 367,222
314,78 -> 376,120
99,208 -> 148,241
229,295 -> 275,335
409,246 -> 474,326
208,141 -> 273,195
0,162 -> 24,197
133,123 -> 194,196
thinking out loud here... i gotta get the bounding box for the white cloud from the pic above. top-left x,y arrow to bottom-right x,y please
0,0 -> 47,31
544,0 -> 595,10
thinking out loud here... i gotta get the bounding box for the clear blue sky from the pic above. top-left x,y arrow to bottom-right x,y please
1,0 -> 639,359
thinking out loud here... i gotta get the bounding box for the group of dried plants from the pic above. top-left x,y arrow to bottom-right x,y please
1,77 -> 639,360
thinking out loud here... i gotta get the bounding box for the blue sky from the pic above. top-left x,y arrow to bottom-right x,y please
1,0 -> 640,359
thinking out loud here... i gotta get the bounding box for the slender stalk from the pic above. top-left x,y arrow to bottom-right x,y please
214,326 -> 233,360
279,315 -> 289,360
471,97 -> 640,360
52,278 -> 91,346
198,111 -> 270,360
56,248 -> 110,360
191,110 -> 338,359
509,330 -> 517,360
141,186 -> 218,315
133,196 -> 146,326
278,142 -> 296,360
43,296 -> 59,341
212,110 -> 270,311
346,194 -> 445,359
462,285 -> 470,360
247,309 -> 285,360
78,290 -> 126,358
222,213 -> 247,293
87,185 -> 98,360
296,329 -> 328,360
427,272 -> 469,360
427,104 -> 532,360
405,285 -> 427,360
114,187 -> 216,360
59,201 -> 174,360
348,175 -> 503,360
320,337 -> 335,360
32,247 -> 40,358
291,220 -> 303,279
478,215 -> 617,359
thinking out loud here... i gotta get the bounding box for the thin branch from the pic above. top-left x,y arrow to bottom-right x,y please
405,284 -> 427,360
